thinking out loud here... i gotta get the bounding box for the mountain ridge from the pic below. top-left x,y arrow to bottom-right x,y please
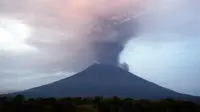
9,64 -> 200,102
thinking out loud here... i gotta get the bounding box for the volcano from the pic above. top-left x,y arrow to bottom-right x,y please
11,64 -> 199,101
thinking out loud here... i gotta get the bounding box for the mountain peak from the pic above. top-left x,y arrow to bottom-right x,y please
89,63 -> 118,68
87,63 -> 120,71
80,63 -> 132,79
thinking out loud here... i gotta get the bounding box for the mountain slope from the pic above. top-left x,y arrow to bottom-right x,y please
11,64 -> 199,101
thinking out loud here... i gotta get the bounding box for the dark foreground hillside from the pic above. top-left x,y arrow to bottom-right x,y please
0,95 -> 200,112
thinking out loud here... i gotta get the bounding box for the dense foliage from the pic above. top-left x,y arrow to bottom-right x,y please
0,95 -> 200,112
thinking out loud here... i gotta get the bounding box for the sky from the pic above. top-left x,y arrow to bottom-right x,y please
0,0 -> 200,96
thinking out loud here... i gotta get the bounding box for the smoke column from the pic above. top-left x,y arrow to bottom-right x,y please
91,17 -> 138,66
7,0 -> 144,72
47,0 -> 140,67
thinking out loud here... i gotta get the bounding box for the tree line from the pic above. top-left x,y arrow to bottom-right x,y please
0,95 -> 200,112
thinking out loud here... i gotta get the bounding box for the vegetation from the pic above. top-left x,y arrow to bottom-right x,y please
0,95 -> 200,112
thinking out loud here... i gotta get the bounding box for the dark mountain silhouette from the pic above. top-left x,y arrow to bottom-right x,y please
11,64 -> 200,101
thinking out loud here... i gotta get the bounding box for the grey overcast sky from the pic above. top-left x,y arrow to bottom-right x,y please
0,0 -> 200,96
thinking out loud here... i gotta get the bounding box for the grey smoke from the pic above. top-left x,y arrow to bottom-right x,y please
90,14 -> 138,66
20,0 -> 140,72
0,0 -> 143,72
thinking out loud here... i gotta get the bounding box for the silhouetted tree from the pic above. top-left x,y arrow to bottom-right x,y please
0,95 -> 200,112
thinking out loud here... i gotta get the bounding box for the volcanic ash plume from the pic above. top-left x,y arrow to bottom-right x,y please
24,0 -> 141,72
